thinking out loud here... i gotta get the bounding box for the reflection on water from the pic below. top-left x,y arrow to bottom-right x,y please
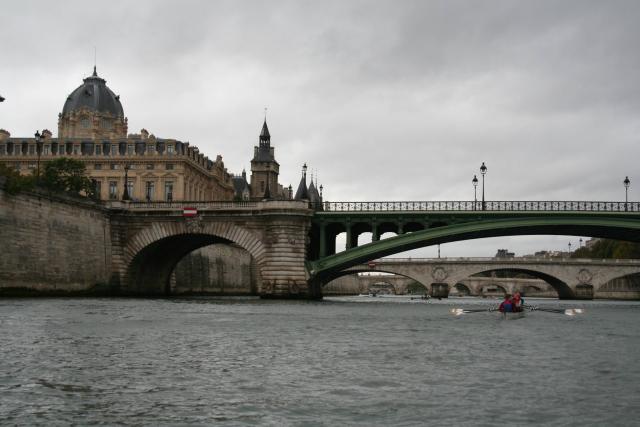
1,296 -> 639,426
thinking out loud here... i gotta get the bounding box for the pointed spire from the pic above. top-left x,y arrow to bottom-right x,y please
294,163 -> 309,200
92,65 -> 98,77
260,119 -> 270,139
259,117 -> 271,148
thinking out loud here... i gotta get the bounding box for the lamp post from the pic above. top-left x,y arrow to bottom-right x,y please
579,238 -> 583,248
288,184 -> 293,200
34,130 -> 44,181
480,162 -> 487,210
624,176 -> 630,211
472,175 -> 478,210
122,164 -> 131,201
568,242 -> 572,253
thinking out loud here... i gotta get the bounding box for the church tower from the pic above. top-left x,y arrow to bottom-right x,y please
250,119 -> 280,199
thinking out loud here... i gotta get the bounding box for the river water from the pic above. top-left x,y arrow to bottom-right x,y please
1,296 -> 639,426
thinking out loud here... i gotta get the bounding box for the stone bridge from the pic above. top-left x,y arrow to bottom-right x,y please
108,200 -> 315,298
342,257 -> 640,299
325,274 -> 558,297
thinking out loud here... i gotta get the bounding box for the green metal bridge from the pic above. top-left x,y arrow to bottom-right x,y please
307,201 -> 640,284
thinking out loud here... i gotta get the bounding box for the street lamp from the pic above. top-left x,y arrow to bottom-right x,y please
480,162 -> 487,210
122,163 -> 131,201
568,242 -> 572,253
579,238 -> 583,248
34,130 -> 44,181
624,176 -> 630,211
288,184 -> 293,200
472,175 -> 478,210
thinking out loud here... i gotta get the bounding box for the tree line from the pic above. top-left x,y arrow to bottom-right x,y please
0,158 -> 95,198
571,239 -> 640,259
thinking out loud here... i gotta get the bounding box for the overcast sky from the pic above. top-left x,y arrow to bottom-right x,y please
1,0 -> 638,257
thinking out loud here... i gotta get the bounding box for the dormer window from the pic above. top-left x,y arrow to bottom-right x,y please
101,119 -> 112,129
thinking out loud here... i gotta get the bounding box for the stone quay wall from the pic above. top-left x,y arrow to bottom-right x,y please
0,181 -> 112,294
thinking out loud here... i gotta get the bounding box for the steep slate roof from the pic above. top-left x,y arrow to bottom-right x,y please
308,180 -> 321,204
260,119 -> 270,139
232,175 -> 250,196
294,175 -> 309,200
252,119 -> 278,162
61,67 -> 124,117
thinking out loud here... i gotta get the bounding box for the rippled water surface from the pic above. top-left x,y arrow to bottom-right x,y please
1,296 -> 639,426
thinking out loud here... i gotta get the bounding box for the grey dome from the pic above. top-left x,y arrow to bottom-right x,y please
61,67 -> 124,117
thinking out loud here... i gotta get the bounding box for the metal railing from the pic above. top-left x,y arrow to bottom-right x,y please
314,201 -> 640,212
363,257 -> 640,264
112,200 -> 259,210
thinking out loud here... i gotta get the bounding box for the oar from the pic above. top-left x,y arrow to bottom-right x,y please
450,308 -> 496,316
525,305 -> 584,316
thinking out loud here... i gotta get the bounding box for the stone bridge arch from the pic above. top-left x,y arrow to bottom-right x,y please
108,201 -> 314,298
348,259 -> 640,300
450,268 -> 572,298
121,221 -> 266,295
325,268 -> 428,295
345,263 -> 578,299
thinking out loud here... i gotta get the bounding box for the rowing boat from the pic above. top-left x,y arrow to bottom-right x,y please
501,310 -> 525,320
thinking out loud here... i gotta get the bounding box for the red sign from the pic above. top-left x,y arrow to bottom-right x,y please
183,207 -> 198,217
367,261 -> 376,269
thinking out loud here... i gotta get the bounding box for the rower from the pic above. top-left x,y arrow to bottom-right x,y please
499,294 -> 513,313
513,292 -> 523,312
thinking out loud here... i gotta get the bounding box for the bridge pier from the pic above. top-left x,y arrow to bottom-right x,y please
430,282 -> 450,298
574,284 -> 594,300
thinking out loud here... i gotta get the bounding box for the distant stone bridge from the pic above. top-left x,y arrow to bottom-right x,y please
325,274 -> 558,298
340,257 -> 640,299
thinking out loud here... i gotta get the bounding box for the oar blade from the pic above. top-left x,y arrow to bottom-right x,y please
450,307 -> 494,315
